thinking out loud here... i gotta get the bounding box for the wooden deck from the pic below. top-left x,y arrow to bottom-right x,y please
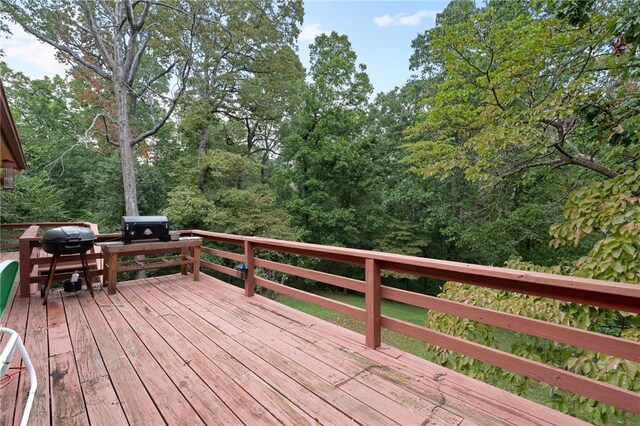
0,253 -> 589,425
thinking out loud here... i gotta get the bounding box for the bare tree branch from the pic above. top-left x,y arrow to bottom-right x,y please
2,1 -> 112,80
78,0 -> 115,70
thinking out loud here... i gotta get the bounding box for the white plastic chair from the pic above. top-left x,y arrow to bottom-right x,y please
1,327 -> 37,426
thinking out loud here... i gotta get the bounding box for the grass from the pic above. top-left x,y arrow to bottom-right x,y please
275,290 -> 435,361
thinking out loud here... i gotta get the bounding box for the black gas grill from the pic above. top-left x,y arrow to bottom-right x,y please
40,226 -> 96,304
121,216 -> 170,244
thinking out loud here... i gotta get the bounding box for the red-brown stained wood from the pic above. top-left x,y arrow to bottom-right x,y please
94,291 -> 206,426
47,297 -> 74,356
190,230 -> 640,314
255,257 -> 365,292
62,295 -> 128,425
113,284 -> 274,426
200,259 -> 236,277
382,286 -> 640,362
244,240 -> 255,297
0,291 -> 29,423
232,372 -> 315,426
14,291 -> 49,426
62,295 -> 108,383
365,258 -> 381,348
140,278 -> 352,424
255,275 -> 366,320
0,268 -> 599,426
382,316 -> 640,415
81,375 -> 129,426
232,332 -> 398,425
50,352 -> 89,425
140,277 -> 358,425
79,293 -> 165,425
19,225 -> 39,297
201,246 -> 244,262
213,287 -> 461,425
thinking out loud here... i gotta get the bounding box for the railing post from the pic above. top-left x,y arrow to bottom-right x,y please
244,240 -> 255,297
18,226 -> 38,298
365,258 -> 381,348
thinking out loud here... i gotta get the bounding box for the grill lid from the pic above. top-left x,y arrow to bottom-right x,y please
41,226 -> 97,255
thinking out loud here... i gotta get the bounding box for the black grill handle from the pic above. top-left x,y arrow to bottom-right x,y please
64,237 -> 82,250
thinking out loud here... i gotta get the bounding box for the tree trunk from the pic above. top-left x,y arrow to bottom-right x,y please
197,126 -> 209,191
114,80 -> 140,216
114,76 -> 144,278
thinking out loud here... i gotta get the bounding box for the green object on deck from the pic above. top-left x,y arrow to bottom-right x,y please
0,260 -> 19,318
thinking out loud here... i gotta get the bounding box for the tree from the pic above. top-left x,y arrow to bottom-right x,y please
0,61 -> 124,227
176,0 -> 303,188
277,32 -> 373,247
407,1 -> 639,421
405,0 -> 636,184
1,0 -> 200,215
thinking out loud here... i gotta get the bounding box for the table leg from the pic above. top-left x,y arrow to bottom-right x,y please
107,252 -> 118,295
181,248 -> 188,275
193,245 -> 200,281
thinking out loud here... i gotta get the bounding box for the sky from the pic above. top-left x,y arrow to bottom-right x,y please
0,1 -> 448,94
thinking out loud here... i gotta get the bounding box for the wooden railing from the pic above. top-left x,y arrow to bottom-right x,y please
185,229 -> 640,416
2,223 -> 639,415
0,222 -> 113,297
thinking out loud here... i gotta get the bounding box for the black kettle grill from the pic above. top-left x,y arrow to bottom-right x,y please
40,226 -> 97,304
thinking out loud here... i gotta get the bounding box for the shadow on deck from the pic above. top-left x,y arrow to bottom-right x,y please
0,259 -> 587,425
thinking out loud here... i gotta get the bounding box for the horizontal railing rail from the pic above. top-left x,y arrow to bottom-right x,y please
187,229 -> 640,416
0,223 -> 109,296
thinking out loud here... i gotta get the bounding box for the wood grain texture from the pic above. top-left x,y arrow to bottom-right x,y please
0,270 -> 594,426
365,258 -> 381,348
382,285 -> 640,362
254,257 -> 365,292
79,293 -> 165,425
255,275 -> 366,320
382,316 -> 640,415
50,352 -> 89,425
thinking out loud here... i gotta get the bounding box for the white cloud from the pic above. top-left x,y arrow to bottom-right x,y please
298,23 -> 327,43
373,10 -> 438,27
2,22 -> 68,79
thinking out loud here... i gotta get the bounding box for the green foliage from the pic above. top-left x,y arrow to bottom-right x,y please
405,0 -> 636,185
277,31 -> 374,248
0,172 -> 67,222
550,169 -> 640,283
424,260 -> 639,423
162,185 -> 218,230
164,149 -> 300,240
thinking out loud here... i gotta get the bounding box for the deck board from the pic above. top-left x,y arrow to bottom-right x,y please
0,263 -> 592,426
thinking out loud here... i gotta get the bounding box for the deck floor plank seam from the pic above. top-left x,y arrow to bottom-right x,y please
185,275 -> 588,426
152,276 -> 409,425
62,293 -> 129,426
0,267 -> 596,426
78,291 -> 166,425
93,290 -> 207,426
0,291 -> 30,424
133,277 -> 357,425
174,276 -> 449,425
124,279 -> 314,426
128,277 -> 343,426
111,283 -> 273,426
175,277 -> 466,425
14,291 -> 50,426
